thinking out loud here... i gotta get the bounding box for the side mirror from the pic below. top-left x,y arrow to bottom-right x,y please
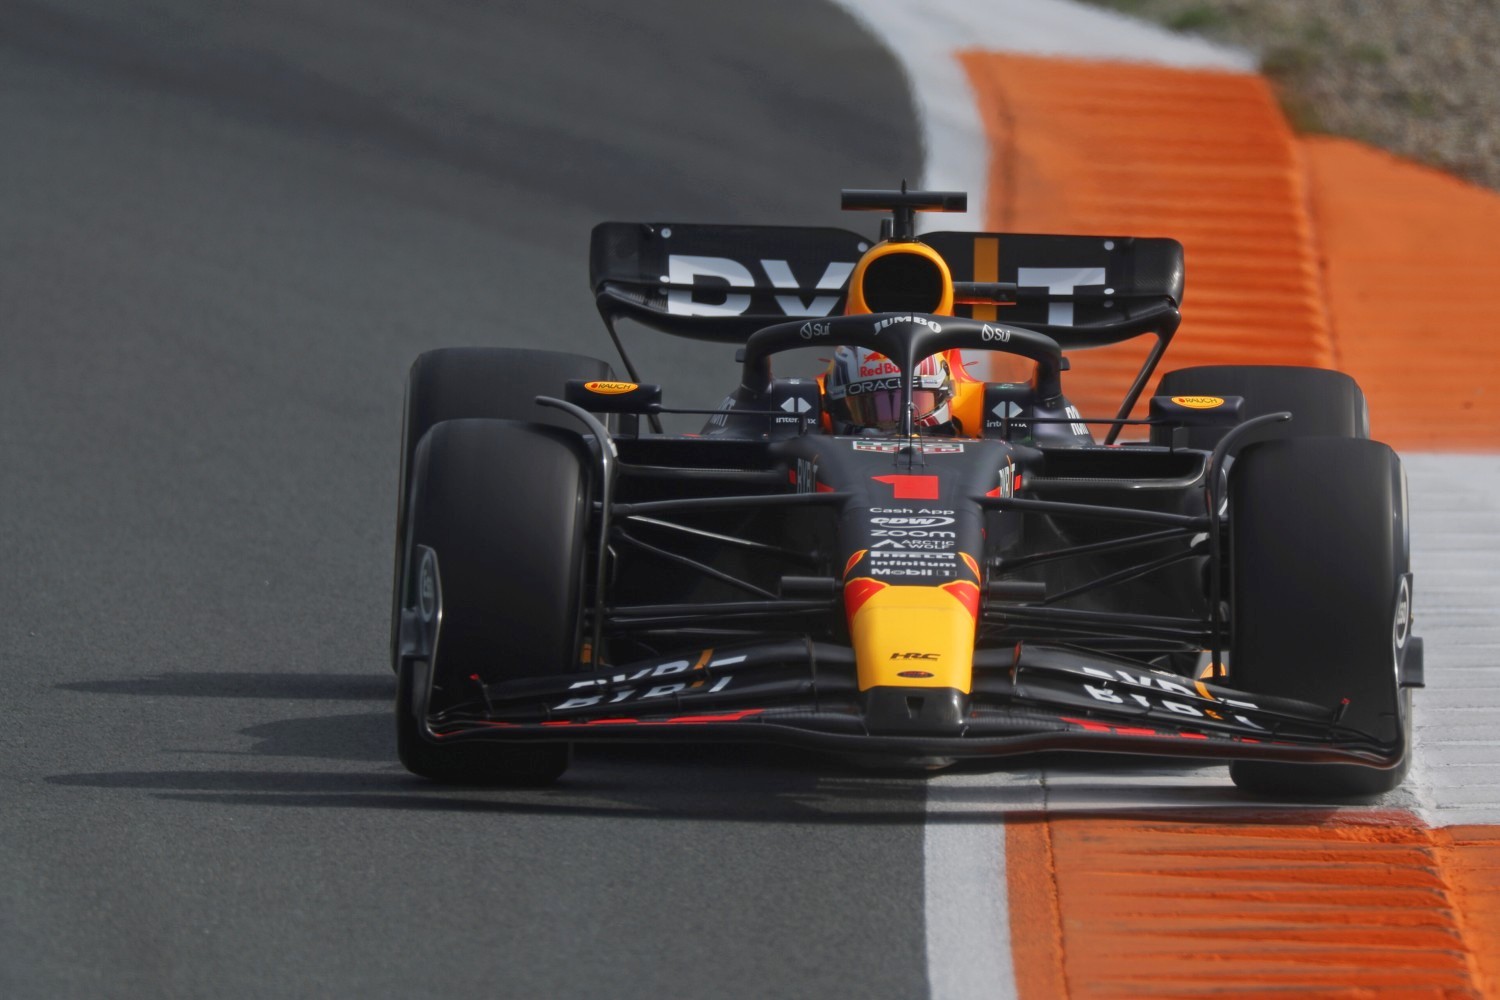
563,379 -> 663,413
1149,394 -> 1245,448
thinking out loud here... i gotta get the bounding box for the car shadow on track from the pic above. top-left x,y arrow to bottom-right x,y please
55,670 -> 399,763
45,745 -> 1266,824
43,749 -> 943,825
56,671 -> 393,700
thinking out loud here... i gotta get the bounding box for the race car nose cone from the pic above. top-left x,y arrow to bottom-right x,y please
862,686 -> 967,735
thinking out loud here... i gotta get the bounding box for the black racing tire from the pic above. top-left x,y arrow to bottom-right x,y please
390,347 -> 614,672
1226,437 -> 1412,798
394,418 -> 591,785
1151,365 -> 1369,451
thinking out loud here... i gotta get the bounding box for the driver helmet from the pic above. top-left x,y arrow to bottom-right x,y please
825,347 -> 954,432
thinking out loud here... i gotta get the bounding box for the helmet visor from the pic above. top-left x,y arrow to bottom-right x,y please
841,388 -> 945,430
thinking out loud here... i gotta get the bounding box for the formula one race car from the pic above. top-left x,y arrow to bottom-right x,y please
390,187 -> 1421,797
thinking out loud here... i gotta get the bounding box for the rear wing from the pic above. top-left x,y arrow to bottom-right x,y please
590,221 -> 1183,348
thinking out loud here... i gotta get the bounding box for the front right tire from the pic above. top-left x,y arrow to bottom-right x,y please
1226,436 -> 1412,798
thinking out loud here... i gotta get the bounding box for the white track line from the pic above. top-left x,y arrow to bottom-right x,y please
1404,454 -> 1500,827
921,771 -> 1039,1000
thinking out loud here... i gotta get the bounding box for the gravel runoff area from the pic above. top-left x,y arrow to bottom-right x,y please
1083,0 -> 1500,190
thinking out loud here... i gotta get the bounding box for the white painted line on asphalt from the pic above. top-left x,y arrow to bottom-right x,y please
1403,453 -> 1500,827
922,770 -> 1034,1000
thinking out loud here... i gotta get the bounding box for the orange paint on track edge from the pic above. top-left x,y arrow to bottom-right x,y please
1302,137 -> 1500,450
958,51 -> 1500,451
1007,811 -> 1500,999
957,52 -> 1331,427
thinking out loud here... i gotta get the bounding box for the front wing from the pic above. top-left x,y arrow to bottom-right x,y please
406,639 -> 1407,769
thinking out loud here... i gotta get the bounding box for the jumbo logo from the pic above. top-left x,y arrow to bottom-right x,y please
1171,395 -> 1225,409
873,315 -> 942,334
585,381 -> 638,395
666,255 -> 855,317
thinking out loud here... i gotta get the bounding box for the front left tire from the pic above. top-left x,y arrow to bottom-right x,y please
395,418 -> 593,785
390,348 -> 615,673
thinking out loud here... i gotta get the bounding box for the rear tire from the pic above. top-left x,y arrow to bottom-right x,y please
391,348 -> 613,671
1226,437 -> 1412,798
1152,365 -> 1369,451
398,347 -> 615,486
395,418 -> 591,785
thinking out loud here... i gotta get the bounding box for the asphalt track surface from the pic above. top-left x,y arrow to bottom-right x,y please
0,3 -> 930,997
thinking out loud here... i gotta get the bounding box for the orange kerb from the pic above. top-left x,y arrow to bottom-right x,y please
958,53 -> 1331,425
1436,826 -> 1500,998
958,52 -> 1500,450
1302,137 -> 1500,449
1006,811 -> 1498,999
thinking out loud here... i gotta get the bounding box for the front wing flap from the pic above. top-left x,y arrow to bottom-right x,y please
410,640 -> 1405,769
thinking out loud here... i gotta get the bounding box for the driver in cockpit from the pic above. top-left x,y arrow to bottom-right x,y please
822,346 -> 969,436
